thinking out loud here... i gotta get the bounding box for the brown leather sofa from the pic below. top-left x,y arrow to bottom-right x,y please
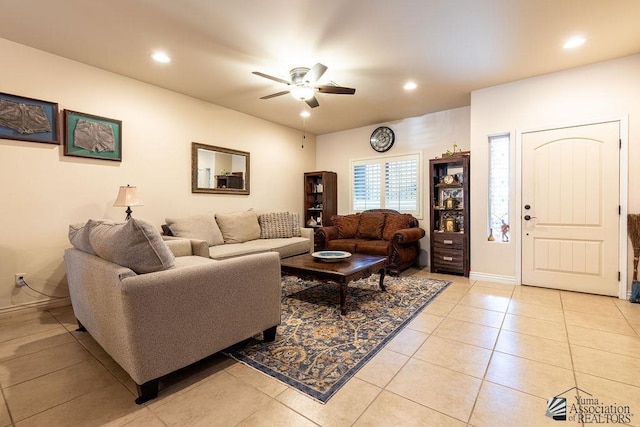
316,209 -> 425,275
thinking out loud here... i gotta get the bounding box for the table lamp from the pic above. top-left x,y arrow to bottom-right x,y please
113,185 -> 143,220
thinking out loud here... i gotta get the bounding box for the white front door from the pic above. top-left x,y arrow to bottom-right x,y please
521,121 -> 620,296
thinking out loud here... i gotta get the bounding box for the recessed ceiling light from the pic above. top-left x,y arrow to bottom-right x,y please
300,111 -> 310,118
404,82 -> 417,91
151,51 -> 171,63
563,36 -> 586,49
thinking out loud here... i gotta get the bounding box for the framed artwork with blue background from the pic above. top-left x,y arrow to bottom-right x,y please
64,110 -> 122,162
0,92 -> 59,144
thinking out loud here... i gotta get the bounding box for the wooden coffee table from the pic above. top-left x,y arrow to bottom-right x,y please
280,253 -> 387,315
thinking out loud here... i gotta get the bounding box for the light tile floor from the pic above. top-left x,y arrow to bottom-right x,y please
2,269 -> 640,426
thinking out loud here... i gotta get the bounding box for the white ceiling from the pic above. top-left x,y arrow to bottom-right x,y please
1,0 -> 639,135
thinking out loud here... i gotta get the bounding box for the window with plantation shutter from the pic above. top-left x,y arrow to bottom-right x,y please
351,153 -> 422,218
353,163 -> 381,211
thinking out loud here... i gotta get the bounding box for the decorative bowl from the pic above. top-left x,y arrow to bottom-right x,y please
311,251 -> 352,262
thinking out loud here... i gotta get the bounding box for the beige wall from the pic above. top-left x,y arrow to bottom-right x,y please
316,107 -> 472,265
0,39 -> 316,312
470,54 -> 640,290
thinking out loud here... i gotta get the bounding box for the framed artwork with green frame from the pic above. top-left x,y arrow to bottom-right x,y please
64,110 -> 122,161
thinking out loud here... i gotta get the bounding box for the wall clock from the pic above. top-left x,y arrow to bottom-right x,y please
370,126 -> 395,152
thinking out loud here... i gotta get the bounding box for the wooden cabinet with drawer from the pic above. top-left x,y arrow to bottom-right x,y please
432,234 -> 467,274
429,154 -> 470,276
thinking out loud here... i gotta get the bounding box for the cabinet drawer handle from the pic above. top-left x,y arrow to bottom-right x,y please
443,256 -> 453,261
443,240 -> 453,244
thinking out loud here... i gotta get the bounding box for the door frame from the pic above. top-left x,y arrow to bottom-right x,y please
515,116 -> 629,299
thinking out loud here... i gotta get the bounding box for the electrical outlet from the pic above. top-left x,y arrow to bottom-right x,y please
15,273 -> 26,286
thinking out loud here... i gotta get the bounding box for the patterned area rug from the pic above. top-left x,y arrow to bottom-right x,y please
224,273 -> 450,403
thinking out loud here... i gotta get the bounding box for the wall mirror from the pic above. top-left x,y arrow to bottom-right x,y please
191,142 -> 250,195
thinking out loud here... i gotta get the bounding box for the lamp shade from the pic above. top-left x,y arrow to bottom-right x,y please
113,185 -> 143,207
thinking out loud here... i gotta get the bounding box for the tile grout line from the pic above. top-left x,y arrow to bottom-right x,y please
351,274 -> 459,423
0,385 -> 15,427
3,310 -> 120,425
560,292 -> 586,427
463,280 -> 514,425
370,276 -> 480,425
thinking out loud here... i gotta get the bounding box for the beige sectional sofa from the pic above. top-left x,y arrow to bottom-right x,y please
65,218 -> 281,404
162,210 -> 313,260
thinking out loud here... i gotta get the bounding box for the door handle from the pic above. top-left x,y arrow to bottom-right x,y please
524,215 -> 537,221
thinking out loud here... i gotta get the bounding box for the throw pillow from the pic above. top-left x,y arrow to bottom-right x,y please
382,213 -> 415,241
165,214 -> 224,246
258,212 -> 294,239
356,211 -> 386,240
89,218 -> 175,274
333,214 -> 361,239
68,219 -> 114,254
290,212 -> 302,237
215,209 -> 261,244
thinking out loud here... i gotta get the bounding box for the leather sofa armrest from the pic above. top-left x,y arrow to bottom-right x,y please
316,226 -> 338,250
392,227 -> 425,244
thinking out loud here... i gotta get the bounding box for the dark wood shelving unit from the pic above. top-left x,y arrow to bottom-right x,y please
429,155 -> 470,276
304,171 -> 337,229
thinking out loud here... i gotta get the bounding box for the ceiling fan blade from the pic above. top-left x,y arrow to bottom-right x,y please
316,85 -> 356,95
252,71 -> 291,86
304,63 -> 328,84
305,96 -> 320,108
260,90 -> 290,99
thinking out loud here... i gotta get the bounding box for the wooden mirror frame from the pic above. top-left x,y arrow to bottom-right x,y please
191,142 -> 250,195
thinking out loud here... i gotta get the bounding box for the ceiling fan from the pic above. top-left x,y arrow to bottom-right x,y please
252,63 -> 355,108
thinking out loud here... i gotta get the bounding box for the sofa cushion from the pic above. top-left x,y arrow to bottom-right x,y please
356,211 -> 386,240
355,240 -> 390,256
291,212 -> 302,237
327,239 -> 358,253
215,209 -> 261,244
208,240 -> 270,259
382,214 -> 415,241
68,219 -> 114,254
165,214 -> 224,246
266,237 -> 310,258
208,236 -> 310,260
333,214 -> 361,239
173,255 -> 217,268
258,212 -> 294,239
89,218 -> 175,274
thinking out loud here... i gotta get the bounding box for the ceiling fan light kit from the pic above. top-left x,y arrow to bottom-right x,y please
290,85 -> 315,101
253,63 -> 355,109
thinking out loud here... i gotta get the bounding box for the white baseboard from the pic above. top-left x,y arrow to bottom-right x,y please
469,272 -> 518,285
0,298 -> 71,316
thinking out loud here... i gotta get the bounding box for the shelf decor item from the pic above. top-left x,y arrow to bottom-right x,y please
64,110 -> 122,161
444,196 -> 460,210
0,92 -> 59,145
